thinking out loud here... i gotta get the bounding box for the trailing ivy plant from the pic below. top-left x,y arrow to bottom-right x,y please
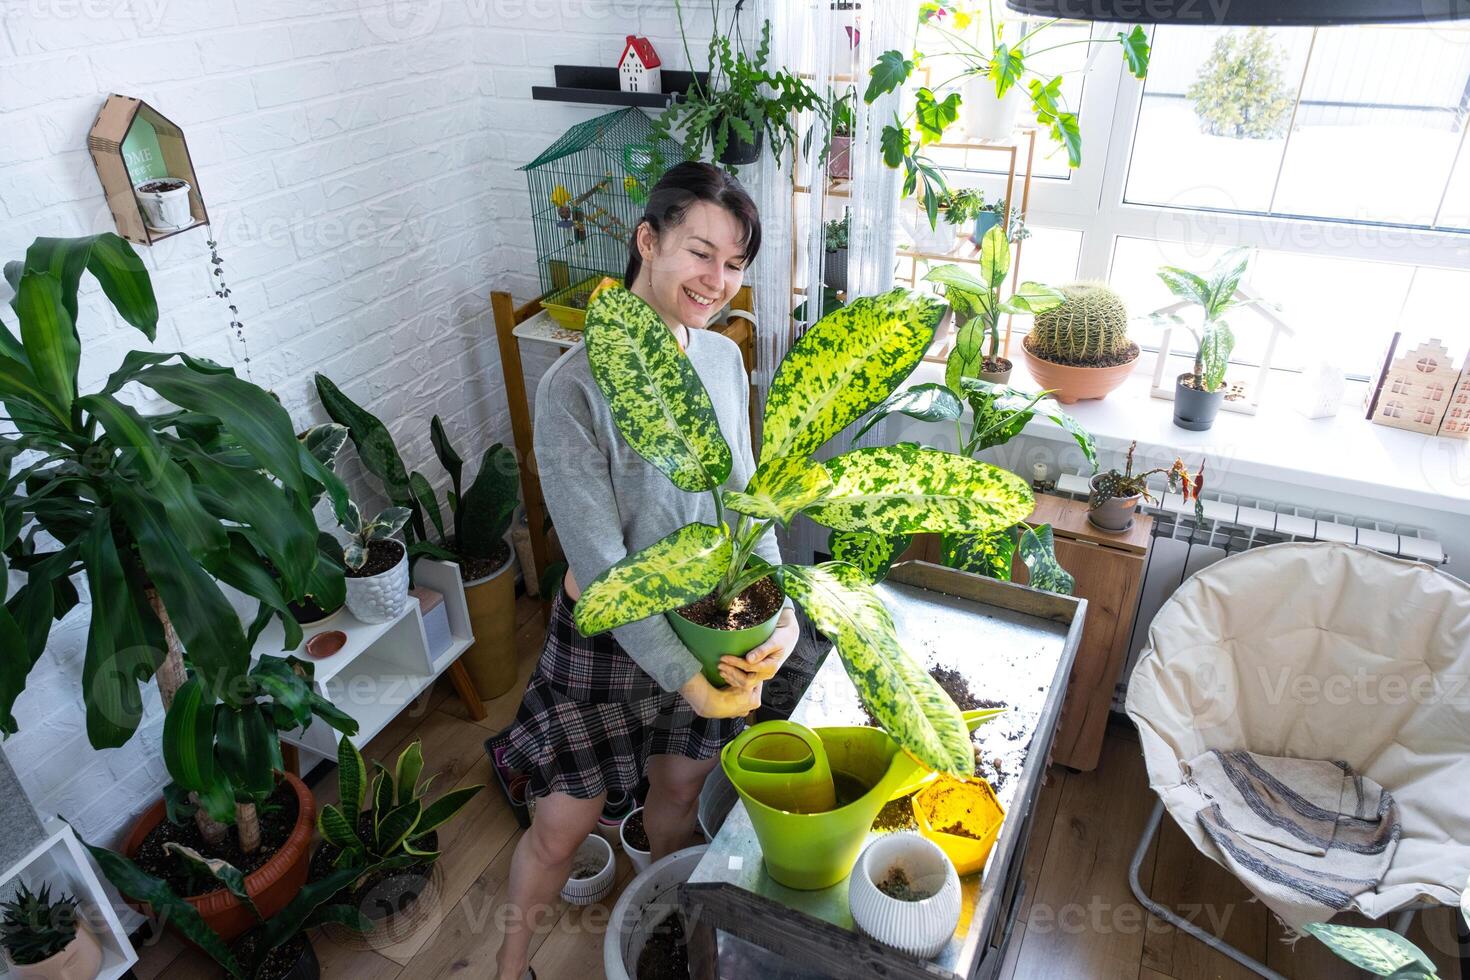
865,3 -> 1150,226
0,233 -> 356,855
571,284 -> 1036,775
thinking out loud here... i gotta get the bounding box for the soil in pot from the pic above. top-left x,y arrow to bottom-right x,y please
288,594 -> 338,624
831,769 -> 874,808
676,578 -> 783,630
636,912 -> 690,980
132,779 -> 298,896
308,815 -> 439,921
346,539 -> 404,578
137,178 -> 187,193
936,820 -> 988,841
233,931 -> 316,980
876,866 -> 936,902
456,538 -> 511,583
623,810 -> 650,852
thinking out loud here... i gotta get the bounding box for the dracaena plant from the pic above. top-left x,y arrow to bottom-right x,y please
0,234 -> 356,854
341,500 -> 410,572
829,236 -> 1096,593
866,3 -> 1150,226
570,284 -> 1038,775
1152,247 -> 1256,394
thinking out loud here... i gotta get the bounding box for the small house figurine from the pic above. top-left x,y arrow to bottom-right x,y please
1438,357 -> 1470,439
618,35 -> 662,95
1365,334 -> 1458,435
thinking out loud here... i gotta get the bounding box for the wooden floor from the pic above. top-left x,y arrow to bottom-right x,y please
135,596 -> 1466,980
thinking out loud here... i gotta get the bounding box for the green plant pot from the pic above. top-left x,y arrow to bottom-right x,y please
721,726 -> 925,891
667,604 -> 782,688
723,721 -> 835,815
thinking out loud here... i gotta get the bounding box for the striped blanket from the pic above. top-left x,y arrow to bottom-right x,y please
1182,749 -> 1401,929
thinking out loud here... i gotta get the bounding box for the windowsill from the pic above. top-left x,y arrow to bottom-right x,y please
907,356 -> 1470,517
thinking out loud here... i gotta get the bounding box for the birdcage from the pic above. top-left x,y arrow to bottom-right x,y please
520,107 -> 684,326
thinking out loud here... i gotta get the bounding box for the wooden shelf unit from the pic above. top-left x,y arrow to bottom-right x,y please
87,94 -> 209,246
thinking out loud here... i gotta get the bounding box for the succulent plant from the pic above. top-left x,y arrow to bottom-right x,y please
1026,282 -> 1134,367
1,882 -> 79,966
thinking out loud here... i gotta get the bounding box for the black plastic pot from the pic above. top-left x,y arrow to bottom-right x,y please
825,247 -> 848,293
1173,373 -> 1224,431
714,121 -> 762,166
234,933 -> 320,980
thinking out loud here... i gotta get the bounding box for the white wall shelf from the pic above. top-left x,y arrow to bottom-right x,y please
0,822 -> 137,980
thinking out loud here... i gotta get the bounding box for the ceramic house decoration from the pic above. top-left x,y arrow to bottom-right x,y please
1437,354 -> 1470,439
618,35 -> 662,95
1365,334 -> 1457,435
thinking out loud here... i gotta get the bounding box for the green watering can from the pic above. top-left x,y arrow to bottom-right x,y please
721,710 -> 1008,892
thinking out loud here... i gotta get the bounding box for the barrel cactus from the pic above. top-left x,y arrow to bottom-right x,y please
1026,282 -> 1135,366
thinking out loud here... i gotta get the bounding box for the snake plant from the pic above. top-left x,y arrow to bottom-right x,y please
570,284 -> 1036,776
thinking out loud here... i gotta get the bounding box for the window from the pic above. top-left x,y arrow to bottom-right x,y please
1391,378 -> 1413,395
1427,382 -> 1447,401
1383,400 -> 1405,418
1416,405 -> 1438,424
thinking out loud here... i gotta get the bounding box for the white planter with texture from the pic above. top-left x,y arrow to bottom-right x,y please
344,544 -> 409,625
848,832 -> 961,960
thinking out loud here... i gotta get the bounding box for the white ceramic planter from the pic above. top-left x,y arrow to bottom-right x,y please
963,79 -> 1026,141
911,211 -> 960,254
598,791 -> 634,849
604,845 -> 707,980
345,545 -> 409,625
132,178 -> 192,231
560,834 -> 616,906
848,832 -> 961,960
620,806 -> 652,875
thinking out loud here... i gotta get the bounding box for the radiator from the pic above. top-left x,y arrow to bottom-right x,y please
1049,472 -> 1450,710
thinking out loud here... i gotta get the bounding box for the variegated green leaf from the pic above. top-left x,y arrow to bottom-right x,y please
806,445 -> 1034,535
1301,923 -> 1438,978
828,529 -> 909,584
960,378 -> 1097,468
725,454 -> 832,525
762,289 -> 944,462
318,803 -> 363,851
584,285 -> 731,493
395,740 -> 424,807
163,843 -> 261,923
941,529 -> 1015,580
1018,524 -> 1074,595
778,563 -> 970,775
573,523 -> 733,636
851,382 -> 962,445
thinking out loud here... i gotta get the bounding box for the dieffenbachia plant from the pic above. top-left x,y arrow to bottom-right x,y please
1152,247 -> 1256,394
1303,878 -> 1470,980
830,251 -> 1096,593
571,284 -> 1035,775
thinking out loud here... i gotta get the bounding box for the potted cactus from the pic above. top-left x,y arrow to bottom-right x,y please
1022,282 -> 1139,403
1153,249 -> 1251,431
340,501 -> 412,625
1087,441 -> 1204,532
0,882 -> 102,980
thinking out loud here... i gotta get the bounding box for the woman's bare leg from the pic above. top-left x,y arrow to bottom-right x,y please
494,790 -> 605,980
643,753 -> 719,861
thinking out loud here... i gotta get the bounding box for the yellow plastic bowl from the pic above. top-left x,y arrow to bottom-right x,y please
911,774 -> 1005,876
540,275 -> 605,330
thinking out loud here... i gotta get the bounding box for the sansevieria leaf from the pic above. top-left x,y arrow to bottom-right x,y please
1301,923 -> 1438,978
806,445 -> 1034,535
574,522 -> 732,637
762,289 -> 944,462
725,454 -> 832,526
338,732 -> 367,812
778,563 -> 970,776
395,741 -> 424,807
584,285 -> 732,493
318,803 -> 363,851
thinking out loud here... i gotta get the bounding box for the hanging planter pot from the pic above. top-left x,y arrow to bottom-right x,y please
712,117 -> 762,166
132,177 -> 193,231
1173,373 -> 1225,431
962,79 -> 1026,141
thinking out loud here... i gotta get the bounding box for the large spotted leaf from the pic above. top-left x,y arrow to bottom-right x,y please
573,523 -> 732,636
778,563 -> 970,776
762,289 -> 944,462
725,454 -> 832,526
941,529 -> 1015,581
584,285 -> 731,493
1018,524 -> 1075,595
805,444 -> 1034,535
828,529 -> 910,583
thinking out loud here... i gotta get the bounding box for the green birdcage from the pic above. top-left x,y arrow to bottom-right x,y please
520,107 -> 684,327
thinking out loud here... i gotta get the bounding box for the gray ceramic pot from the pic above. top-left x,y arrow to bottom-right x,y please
1087,475 -> 1140,532
977,357 -> 1012,385
1173,373 -> 1224,431
825,247 -> 848,293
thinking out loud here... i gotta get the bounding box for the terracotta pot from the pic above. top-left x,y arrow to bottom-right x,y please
460,556 -> 517,700
1022,342 -> 1138,404
4,921 -> 103,980
122,771 -> 316,943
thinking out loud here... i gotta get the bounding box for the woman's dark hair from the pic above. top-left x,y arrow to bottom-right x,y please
624,161 -> 761,287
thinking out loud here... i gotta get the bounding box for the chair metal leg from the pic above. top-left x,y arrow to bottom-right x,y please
1129,800 -> 1289,980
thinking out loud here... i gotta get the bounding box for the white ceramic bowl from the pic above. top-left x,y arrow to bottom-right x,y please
620,806 -> 652,874
345,545 -> 409,624
848,832 -> 961,960
561,834 -> 616,906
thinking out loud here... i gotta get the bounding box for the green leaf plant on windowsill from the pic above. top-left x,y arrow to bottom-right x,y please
828,225 -> 1096,594
864,2 -> 1151,227
570,284 -> 1036,776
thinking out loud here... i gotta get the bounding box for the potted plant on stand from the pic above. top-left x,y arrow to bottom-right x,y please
339,501 -> 412,625
1154,248 -> 1251,432
970,197 -> 1026,247
824,211 -> 850,294
573,283 -> 1035,777
829,91 -> 854,179
911,187 -> 984,254
0,883 -> 102,980
0,233 -> 358,942
1023,282 -> 1139,403
1087,441 -> 1204,532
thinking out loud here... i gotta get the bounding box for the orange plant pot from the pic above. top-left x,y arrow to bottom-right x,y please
1021,341 -> 1138,404
122,771 -> 316,942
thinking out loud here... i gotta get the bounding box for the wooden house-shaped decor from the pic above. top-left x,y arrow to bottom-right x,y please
1365,335 -> 1457,435
617,35 -> 662,94
1437,352 -> 1470,439
87,94 -> 207,245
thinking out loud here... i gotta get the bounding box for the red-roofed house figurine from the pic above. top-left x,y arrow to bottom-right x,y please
618,35 -> 663,95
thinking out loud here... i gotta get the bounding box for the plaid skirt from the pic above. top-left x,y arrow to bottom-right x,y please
490,588 -> 742,801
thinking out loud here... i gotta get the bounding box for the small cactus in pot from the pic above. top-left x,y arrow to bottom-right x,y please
1022,282 -> 1140,403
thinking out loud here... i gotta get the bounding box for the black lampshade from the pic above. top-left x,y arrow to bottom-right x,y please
1004,0 -> 1470,26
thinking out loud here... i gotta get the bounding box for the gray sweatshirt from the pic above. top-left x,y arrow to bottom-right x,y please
533,327 -> 785,693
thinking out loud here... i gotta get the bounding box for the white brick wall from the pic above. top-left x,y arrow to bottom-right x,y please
0,0 -> 722,847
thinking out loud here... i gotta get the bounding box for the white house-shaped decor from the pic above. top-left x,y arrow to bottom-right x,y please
618,35 -> 663,95
1439,352 -> 1470,439
1365,335 -> 1459,435
1147,283 -> 1294,416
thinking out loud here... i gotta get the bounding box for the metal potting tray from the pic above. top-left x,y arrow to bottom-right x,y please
680,561 -> 1085,980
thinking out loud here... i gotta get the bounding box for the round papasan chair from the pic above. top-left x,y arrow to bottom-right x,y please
1124,541 -> 1470,976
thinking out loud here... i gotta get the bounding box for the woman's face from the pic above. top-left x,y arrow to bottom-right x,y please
635,200 -> 749,330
